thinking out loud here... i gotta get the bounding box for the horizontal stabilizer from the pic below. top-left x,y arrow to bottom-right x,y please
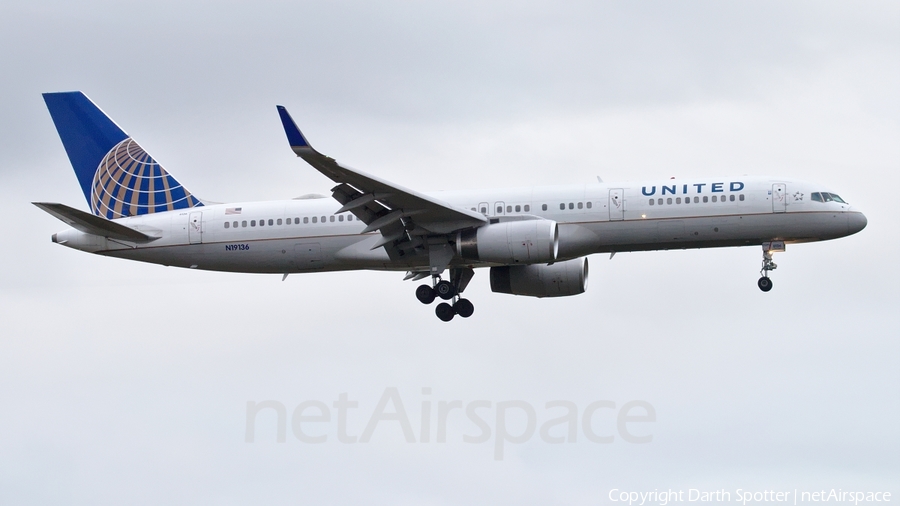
33,202 -> 158,243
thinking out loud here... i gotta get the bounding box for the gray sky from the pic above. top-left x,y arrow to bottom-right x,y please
1,1 -> 898,504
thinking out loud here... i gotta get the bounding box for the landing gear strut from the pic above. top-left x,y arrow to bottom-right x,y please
757,241 -> 784,292
414,268 -> 475,321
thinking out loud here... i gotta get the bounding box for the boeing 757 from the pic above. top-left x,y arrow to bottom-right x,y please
35,92 -> 867,321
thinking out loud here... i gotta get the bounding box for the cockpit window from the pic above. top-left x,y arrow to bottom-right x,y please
811,192 -> 848,204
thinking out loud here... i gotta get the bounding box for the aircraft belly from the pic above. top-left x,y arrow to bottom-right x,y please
105,236 -> 376,274
583,211 -> 849,253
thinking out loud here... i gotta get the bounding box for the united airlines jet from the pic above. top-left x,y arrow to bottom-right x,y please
36,92 -> 867,321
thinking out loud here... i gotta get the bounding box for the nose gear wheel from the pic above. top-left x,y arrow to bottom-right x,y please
758,246 -> 778,292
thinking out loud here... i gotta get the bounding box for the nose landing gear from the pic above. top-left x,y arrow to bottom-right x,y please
414,268 -> 475,321
758,241 -> 784,292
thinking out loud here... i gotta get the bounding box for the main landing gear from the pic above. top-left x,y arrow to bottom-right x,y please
757,241 -> 784,292
415,268 -> 475,321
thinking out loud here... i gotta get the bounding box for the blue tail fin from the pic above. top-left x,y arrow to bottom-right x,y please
43,91 -> 203,219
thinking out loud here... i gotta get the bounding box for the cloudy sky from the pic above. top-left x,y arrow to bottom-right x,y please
1,1 -> 898,504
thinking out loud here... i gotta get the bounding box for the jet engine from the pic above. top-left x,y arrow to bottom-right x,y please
456,220 -> 558,264
489,257 -> 588,298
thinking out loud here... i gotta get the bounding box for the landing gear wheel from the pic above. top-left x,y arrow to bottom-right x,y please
435,280 -> 456,300
454,298 -> 474,318
758,277 -> 773,292
435,302 -> 455,322
416,284 -> 436,304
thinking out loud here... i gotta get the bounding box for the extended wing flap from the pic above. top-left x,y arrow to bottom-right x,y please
33,202 -> 157,243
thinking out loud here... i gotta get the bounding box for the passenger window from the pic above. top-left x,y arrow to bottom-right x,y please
348,215 -> 353,221
267,219 -> 272,225
497,206 -> 503,214
658,198 -> 663,205
242,221 -> 247,227
233,221 -> 238,228
515,205 -> 521,212
711,196 -> 717,202
649,199 -> 655,205
524,205 -> 530,212
471,207 -> 476,211
312,217 -> 317,223
739,194 -> 745,201
559,203 -> 565,210
703,196 -> 708,203
224,222 -> 230,228
294,218 -> 300,224
506,206 -> 512,213
667,198 -> 672,204
321,216 -> 326,222
277,218 -> 282,225
676,197 -> 681,204
251,220 -> 256,227
330,216 -> 335,222
480,207 -> 487,214
303,217 -> 309,224
586,202 -> 592,209
339,215 -> 344,222
694,197 -> 699,203
259,220 -> 265,227
577,202 -> 583,209
729,195 -> 735,202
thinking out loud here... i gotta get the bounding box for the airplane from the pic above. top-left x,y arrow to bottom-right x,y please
35,91 -> 867,321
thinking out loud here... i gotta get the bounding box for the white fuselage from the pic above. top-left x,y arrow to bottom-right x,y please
51,176 -> 866,274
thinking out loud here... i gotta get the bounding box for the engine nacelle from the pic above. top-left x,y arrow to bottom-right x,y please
456,220 -> 558,264
490,257 -> 588,298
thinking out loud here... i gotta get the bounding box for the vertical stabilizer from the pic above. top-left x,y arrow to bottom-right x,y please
43,91 -> 202,219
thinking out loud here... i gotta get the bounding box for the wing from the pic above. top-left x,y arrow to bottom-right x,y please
276,106 -> 487,260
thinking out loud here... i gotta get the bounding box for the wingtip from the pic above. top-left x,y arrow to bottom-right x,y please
276,105 -> 311,149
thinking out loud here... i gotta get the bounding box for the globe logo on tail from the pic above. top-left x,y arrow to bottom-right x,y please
91,138 -> 202,219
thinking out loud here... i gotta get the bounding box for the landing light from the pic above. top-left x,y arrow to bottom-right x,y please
641,214 -> 646,219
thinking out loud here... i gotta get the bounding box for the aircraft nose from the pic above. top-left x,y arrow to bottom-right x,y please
846,209 -> 867,235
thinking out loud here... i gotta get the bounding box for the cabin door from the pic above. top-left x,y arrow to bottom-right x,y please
188,212 -> 203,244
772,184 -> 787,213
608,189 -> 625,221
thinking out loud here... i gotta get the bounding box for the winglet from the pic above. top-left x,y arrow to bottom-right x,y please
276,105 -> 311,151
